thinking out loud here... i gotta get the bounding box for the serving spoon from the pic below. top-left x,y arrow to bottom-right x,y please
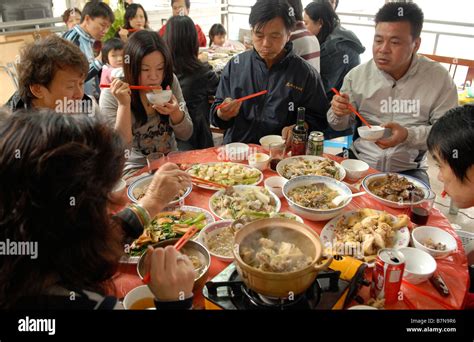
332,191 -> 366,206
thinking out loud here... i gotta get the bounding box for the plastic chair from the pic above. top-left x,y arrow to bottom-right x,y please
421,53 -> 474,89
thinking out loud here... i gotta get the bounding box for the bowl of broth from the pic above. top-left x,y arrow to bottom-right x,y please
123,285 -> 155,310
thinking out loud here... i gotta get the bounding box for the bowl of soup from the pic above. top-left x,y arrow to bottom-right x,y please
123,285 -> 155,310
137,239 -> 211,291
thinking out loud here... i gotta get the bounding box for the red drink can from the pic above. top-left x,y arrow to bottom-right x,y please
371,248 -> 405,305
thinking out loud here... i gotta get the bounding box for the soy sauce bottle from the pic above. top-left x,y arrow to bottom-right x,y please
291,107 -> 307,156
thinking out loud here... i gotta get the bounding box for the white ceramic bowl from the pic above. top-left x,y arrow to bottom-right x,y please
341,159 -> 369,181
248,152 -> 270,171
127,174 -> 192,206
259,135 -> 285,151
412,226 -> 457,258
123,285 -> 155,310
225,143 -> 249,162
362,173 -> 430,209
399,247 -> 437,285
145,90 -> 172,105
283,175 -> 352,221
358,126 -> 385,141
264,176 -> 288,198
198,219 -> 235,262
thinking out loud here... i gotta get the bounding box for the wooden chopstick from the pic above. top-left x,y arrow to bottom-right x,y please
331,88 -> 372,128
99,84 -> 161,90
216,90 -> 268,110
142,226 -> 198,284
190,175 -> 227,189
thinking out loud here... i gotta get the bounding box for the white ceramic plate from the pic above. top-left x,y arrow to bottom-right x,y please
276,155 -> 346,181
186,162 -> 263,191
128,174 -> 192,206
320,209 -> 410,263
120,205 -> 215,264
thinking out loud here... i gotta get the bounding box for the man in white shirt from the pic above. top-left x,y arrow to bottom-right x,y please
327,2 -> 458,185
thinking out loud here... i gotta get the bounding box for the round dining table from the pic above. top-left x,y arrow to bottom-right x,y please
111,145 -> 469,310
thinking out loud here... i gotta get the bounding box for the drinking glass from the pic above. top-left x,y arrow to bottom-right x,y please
410,190 -> 436,226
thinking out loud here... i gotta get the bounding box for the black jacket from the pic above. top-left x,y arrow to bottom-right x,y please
320,25 -> 365,101
210,43 -> 329,144
177,63 -> 219,149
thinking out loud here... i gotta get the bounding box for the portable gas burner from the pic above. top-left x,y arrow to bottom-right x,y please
203,257 -> 369,310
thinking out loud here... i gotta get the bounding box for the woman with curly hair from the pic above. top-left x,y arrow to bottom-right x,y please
0,109 -> 195,309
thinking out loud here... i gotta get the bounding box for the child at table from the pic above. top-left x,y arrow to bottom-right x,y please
100,38 -> 124,85
208,23 -> 245,51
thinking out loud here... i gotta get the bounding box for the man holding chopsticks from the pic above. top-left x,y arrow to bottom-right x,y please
210,0 -> 329,145
327,2 -> 458,185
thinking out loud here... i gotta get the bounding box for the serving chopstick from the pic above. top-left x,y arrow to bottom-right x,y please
216,90 -> 268,110
142,226 -> 199,285
331,88 -> 372,129
190,175 -> 228,189
99,84 -> 161,90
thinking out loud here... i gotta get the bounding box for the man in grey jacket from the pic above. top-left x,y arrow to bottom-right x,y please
328,2 -> 458,185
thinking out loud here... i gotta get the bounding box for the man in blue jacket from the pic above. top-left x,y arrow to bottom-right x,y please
210,0 -> 329,144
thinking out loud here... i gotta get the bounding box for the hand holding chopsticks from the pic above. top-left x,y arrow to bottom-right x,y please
142,226 -> 199,285
331,88 -> 372,128
216,90 -> 268,111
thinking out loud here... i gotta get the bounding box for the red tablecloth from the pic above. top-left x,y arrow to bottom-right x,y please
112,145 -> 469,310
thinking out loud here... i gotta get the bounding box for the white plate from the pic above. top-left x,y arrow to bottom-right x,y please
362,173 -> 430,209
186,162 -> 263,191
121,205 -> 215,264
128,174 -> 192,206
209,185 -> 281,220
320,210 -> 410,263
276,155 -> 346,181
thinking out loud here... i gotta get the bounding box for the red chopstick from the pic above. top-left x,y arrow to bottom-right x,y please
441,190 -> 447,198
331,88 -> 372,129
142,226 -> 199,285
128,28 -> 140,32
190,176 -> 227,189
100,84 -> 161,90
216,90 -> 268,110
174,226 -> 199,251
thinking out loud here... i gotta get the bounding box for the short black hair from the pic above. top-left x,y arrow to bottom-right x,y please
171,0 -> 190,9
428,105 -> 474,182
249,0 -> 296,33
287,0 -> 303,22
101,38 -> 124,65
305,2 -> 339,44
80,0 -> 114,24
375,2 -> 424,39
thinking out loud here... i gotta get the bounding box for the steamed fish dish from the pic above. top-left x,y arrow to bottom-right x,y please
282,158 -> 341,179
241,238 -> 311,273
288,183 -> 341,209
